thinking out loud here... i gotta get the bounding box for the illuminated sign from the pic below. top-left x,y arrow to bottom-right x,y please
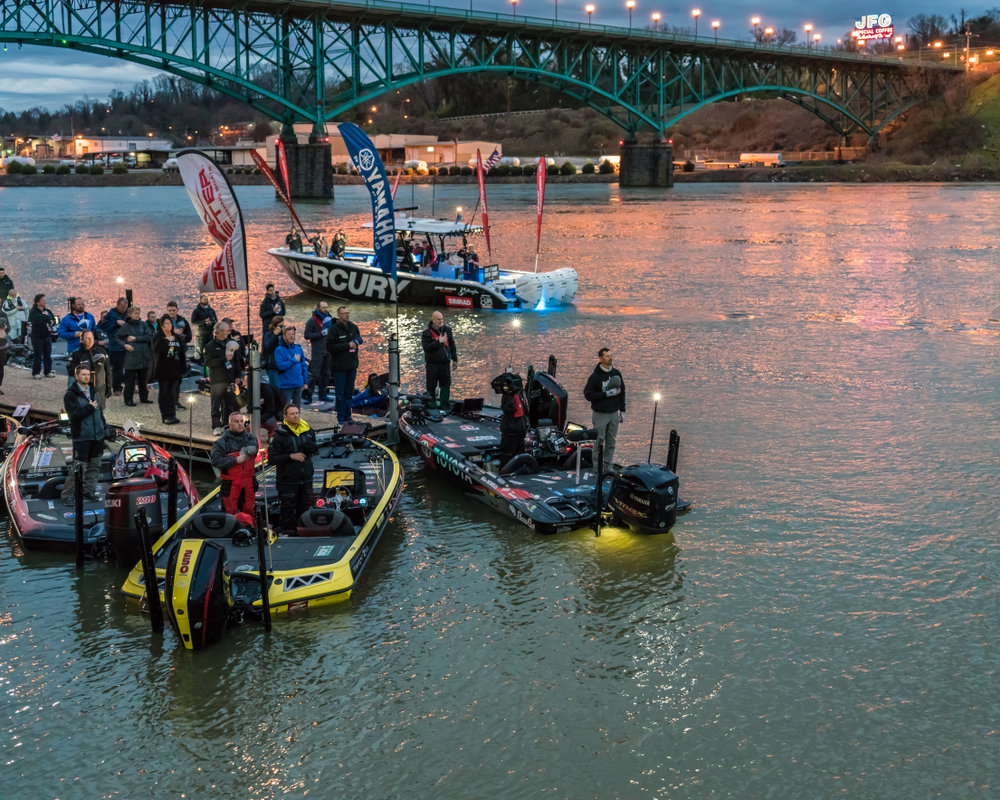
853,13 -> 893,41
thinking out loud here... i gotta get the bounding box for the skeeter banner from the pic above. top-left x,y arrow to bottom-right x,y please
476,149 -> 492,260
338,122 -> 397,281
277,140 -> 290,195
250,150 -> 306,234
176,149 -> 249,293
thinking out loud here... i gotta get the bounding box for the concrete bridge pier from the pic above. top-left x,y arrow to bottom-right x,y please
281,142 -> 334,199
618,141 -> 674,187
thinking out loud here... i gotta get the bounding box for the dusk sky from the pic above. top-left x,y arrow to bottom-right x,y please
0,3 -> 960,115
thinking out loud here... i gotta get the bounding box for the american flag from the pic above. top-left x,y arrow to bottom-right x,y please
483,149 -> 501,173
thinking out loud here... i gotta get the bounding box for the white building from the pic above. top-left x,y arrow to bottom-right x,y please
73,135 -> 174,165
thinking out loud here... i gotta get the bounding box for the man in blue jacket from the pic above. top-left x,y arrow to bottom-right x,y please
274,325 -> 310,410
583,347 -> 626,468
98,296 -> 129,395
60,364 -> 110,507
58,297 -> 97,356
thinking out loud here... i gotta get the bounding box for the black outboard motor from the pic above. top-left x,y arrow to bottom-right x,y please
608,465 -> 680,533
104,477 -> 162,566
164,538 -> 233,650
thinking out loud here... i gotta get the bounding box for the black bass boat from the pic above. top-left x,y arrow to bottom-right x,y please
269,216 -> 577,312
1,419 -> 198,553
398,369 -> 689,534
121,427 -> 403,650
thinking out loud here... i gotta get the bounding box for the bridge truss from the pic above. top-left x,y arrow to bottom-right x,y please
0,0 -> 959,142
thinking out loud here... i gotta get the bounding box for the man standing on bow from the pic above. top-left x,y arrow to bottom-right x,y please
210,412 -> 258,518
327,306 -> 361,425
583,347 -> 626,468
267,404 -> 318,535
259,283 -> 284,336
421,311 -> 458,409
60,364 -> 110,507
303,300 -> 333,405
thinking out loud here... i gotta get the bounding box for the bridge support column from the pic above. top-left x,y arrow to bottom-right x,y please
281,142 -> 333,199
618,141 -> 673,187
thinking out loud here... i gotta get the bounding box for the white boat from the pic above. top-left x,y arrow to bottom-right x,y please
268,215 -> 577,312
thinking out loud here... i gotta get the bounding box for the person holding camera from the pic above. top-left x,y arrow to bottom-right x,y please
421,311 -> 458,409
583,347 -> 626,468
327,306 -> 361,425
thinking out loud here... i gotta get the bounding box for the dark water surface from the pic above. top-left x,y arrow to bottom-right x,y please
3,183 -> 1000,798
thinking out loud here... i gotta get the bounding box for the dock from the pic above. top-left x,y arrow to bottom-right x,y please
0,363 -> 386,464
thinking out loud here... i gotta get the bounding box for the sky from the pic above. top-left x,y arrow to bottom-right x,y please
0,2 -> 960,114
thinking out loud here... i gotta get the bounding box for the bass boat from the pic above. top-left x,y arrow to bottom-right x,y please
398,368 -> 689,534
120,427 -> 404,650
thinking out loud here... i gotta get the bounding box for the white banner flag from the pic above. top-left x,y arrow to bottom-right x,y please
177,150 -> 249,293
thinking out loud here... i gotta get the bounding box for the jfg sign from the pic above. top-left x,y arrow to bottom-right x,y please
853,13 -> 893,41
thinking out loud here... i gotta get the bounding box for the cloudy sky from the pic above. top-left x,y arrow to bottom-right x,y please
0,2 -> 954,114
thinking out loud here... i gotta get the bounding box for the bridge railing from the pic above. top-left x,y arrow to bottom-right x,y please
304,0 -> 962,70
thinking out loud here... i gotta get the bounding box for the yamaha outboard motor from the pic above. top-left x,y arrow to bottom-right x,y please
164,538 -> 233,650
104,477 -> 163,566
608,465 -> 680,533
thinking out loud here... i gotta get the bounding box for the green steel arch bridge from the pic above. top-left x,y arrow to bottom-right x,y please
0,0 -> 960,144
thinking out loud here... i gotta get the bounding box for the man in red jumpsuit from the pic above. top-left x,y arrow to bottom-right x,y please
209,411 -> 258,517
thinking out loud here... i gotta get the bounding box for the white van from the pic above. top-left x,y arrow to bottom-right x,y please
404,159 -> 427,171
162,158 -> 179,172
740,153 -> 785,167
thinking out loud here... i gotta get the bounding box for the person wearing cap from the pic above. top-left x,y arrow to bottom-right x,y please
210,411 -> 259,517
259,283 -> 285,336
583,347 -> 626,468
204,320 -> 237,434
117,305 -> 154,406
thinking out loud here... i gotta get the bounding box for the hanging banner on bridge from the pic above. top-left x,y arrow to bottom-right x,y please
176,149 -> 249,294
339,122 -> 397,282
250,150 -> 306,235
476,149 -> 492,261
853,13 -> 893,41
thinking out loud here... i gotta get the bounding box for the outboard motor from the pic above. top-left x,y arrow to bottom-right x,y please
164,538 -> 233,650
608,465 -> 680,533
104,477 -> 162,566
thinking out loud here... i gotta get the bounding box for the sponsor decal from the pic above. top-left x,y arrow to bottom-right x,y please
480,295 -> 493,308
434,449 -> 475,484
466,435 -> 496,443
236,564 -> 254,572
445,442 -> 462,449
497,486 -> 535,501
136,495 -> 157,506
630,493 -> 651,506
314,545 -> 336,557
446,295 -> 473,309
459,425 -> 477,431
288,601 -> 309,612
105,498 -> 121,508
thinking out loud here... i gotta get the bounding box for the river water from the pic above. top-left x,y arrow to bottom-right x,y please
3,182 -> 1000,798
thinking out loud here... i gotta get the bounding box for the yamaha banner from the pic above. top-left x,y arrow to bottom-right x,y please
176,149 -> 249,293
338,122 -> 397,281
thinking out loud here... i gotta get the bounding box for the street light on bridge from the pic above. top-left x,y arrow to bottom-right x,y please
652,11 -> 660,31
586,3 -> 595,25
554,0 -> 558,21
511,0 -> 517,15
764,26 -> 773,45
712,20 -> 719,41
626,0 -> 635,29
751,17 -> 760,46
692,9 -> 700,39
805,23 -> 812,47
813,33 -> 820,46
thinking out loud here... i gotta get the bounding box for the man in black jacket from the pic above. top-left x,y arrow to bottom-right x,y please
421,311 -> 458,408
60,364 -> 110,506
583,347 -> 626,467
259,283 -> 285,336
190,294 -> 217,364
303,301 -> 332,405
267,404 -> 319,534
328,306 -> 361,425
204,321 -> 238,435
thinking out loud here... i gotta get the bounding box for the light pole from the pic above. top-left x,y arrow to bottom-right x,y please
764,26 -> 773,45
626,0 -> 634,28
652,11 -> 660,31
712,20 -> 719,41
814,33 -> 821,47
805,23 -> 812,47
554,0 -> 558,20
511,0 -> 517,15
586,3 -> 594,25
186,395 -> 196,479
692,8 -> 700,39
752,16 -> 760,46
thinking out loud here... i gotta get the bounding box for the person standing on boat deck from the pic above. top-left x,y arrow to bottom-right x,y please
267,404 -> 319,535
67,331 -> 111,410
58,297 -> 96,355
118,306 -> 154,406
204,321 -> 237,435
99,297 -> 129,395
584,347 -> 627,468
421,311 -> 458,409
328,306 -> 361,425
191,294 -> 217,365
259,283 -> 284,336
274,325 -> 309,410
210,412 -> 259,518
286,228 -> 303,252
303,301 -> 333,405
28,293 -> 56,378
152,315 -> 186,425
262,316 -> 287,408
60,364 -> 110,507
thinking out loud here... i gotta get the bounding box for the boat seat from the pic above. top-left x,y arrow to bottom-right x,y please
36,476 -> 67,500
296,507 -> 354,538
499,453 -> 541,477
188,512 -> 241,539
